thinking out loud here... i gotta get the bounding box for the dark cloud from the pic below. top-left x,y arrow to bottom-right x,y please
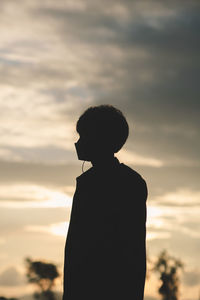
183,269 -> 200,286
0,159 -> 81,187
0,266 -> 26,286
27,0 -> 200,166
136,165 -> 200,198
0,159 -> 200,198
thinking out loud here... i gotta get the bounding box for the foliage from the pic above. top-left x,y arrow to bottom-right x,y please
153,250 -> 184,300
0,298 -> 18,300
25,257 -> 60,300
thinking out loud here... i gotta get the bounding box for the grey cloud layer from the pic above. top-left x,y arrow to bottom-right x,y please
1,160 -> 200,198
1,0 -> 199,166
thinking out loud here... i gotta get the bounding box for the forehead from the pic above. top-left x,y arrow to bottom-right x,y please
78,130 -> 102,143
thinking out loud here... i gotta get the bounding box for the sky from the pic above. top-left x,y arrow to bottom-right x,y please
0,0 -> 200,299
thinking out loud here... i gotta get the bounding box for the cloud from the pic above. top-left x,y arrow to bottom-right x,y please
0,183 -> 72,206
0,266 -> 26,286
116,149 -> 164,167
0,159 -> 81,187
0,206 -> 70,236
142,165 -> 200,198
183,269 -> 200,287
0,183 -> 73,236
146,188 -> 200,253
147,231 -> 171,241
0,238 -> 6,245
0,87 -> 79,150
25,221 -> 69,237
152,189 -> 200,207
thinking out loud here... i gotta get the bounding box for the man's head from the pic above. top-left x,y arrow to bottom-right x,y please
75,104 -> 129,161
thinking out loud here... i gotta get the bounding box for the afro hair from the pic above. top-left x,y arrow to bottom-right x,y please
76,104 -> 129,153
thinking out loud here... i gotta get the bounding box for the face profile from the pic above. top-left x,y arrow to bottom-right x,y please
74,132 -> 110,162
74,135 -> 93,161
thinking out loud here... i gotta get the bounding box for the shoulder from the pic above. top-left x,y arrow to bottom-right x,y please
119,163 -> 148,198
76,163 -> 147,183
118,164 -> 148,207
119,163 -> 147,184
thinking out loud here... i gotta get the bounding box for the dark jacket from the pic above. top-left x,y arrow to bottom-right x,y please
63,157 -> 148,300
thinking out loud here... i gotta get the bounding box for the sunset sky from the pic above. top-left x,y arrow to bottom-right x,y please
0,0 -> 200,299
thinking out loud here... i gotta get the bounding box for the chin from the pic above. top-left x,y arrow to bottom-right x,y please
78,155 -> 91,162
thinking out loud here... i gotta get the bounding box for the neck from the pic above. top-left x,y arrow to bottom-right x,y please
91,153 -> 115,167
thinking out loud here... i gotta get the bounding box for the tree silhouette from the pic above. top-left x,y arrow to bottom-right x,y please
25,257 -> 59,300
153,250 -> 184,300
0,298 -> 18,300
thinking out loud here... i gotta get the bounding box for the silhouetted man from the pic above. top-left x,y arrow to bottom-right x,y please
62,105 -> 148,300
